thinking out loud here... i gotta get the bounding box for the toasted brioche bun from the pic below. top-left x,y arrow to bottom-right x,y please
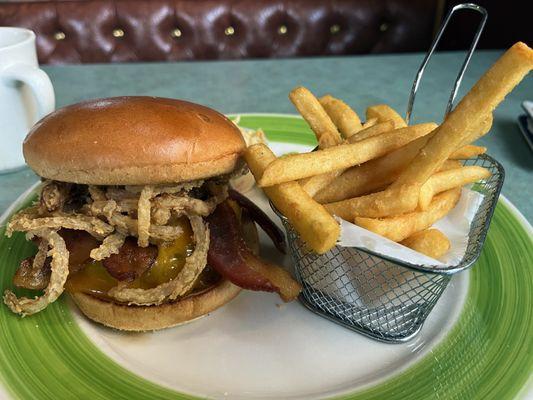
23,97 -> 246,185
69,280 -> 241,331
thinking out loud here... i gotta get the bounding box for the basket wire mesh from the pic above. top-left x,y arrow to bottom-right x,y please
273,155 -> 503,343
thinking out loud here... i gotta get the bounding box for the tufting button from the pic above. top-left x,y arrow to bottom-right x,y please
54,31 -> 65,41
330,24 -> 341,35
379,23 -> 389,32
112,28 -> 125,38
171,28 -> 182,38
278,25 -> 288,35
224,26 -> 235,36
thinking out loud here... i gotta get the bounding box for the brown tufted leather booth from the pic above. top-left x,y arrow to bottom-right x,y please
0,0 -> 438,64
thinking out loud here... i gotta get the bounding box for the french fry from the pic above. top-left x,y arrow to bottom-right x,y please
354,188 -> 461,242
449,145 -> 487,159
300,121 -> 394,197
440,160 -> 463,171
314,154 -> 460,205
314,135 -> 431,203
419,166 -> 490,210
324,184 -> 420,219
299,171 -> 342,198
299,121 -> 395,197
289,87 -> 342,149
319,95 -> 363,138
362,118 -> 378,128
348,121 -> 395,142
244,144 -> 340,254
462,113 -> 493,145
366,104 -> 407,128
259,123 -> 437,187
400,229 -> 451,259
392,42 -> 533,188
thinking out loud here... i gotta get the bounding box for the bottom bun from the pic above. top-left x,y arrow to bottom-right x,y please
69,279 -> 241,331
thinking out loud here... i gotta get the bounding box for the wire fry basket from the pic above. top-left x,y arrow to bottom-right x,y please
273,154 -> 503,343
272,4 -> 501,343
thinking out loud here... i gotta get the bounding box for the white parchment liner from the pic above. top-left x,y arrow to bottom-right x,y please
336,188 -> 484,267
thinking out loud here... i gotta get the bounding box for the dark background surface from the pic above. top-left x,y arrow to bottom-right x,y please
441,0 -> 532,51
0,0 -> 530,64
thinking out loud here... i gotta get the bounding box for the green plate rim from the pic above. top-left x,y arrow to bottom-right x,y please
0,114 -> 531,400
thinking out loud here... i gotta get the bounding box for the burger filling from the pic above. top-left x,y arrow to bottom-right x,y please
4,177 -> 300,316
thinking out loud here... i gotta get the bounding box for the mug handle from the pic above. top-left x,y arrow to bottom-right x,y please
1,63 -> 55,117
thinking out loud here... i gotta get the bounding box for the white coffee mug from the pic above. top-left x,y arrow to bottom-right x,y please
0,27 -> 55,172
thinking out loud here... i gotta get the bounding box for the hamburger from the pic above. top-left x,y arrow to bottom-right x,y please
4,96 -> 301,331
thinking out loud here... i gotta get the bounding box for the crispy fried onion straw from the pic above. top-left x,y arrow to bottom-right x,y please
85,200 -> 183,242
108,215 -> 209,305
33,237 -> 49,272
153,183 -> 228,217
85,199 -> 118,219
87,185 -> 226,246
6,207 -> 114,240
4,229 -> 69,316
87,199 -> 127,216
137,185 -> 154,247
152,207 -> 171,225
90,232 -> 126,261
154,195 -> 216,216
110,214 -> 184,242
88,185 -> 106,202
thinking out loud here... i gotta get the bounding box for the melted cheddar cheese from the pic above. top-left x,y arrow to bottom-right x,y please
66,217 -> 196,298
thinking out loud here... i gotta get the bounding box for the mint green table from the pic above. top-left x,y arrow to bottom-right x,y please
1,50 -> 531,220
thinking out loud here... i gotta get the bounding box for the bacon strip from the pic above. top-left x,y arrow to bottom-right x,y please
206,202 -> 301,302
4,229 -> 69,316
108,214 -> 210,305
61,230 -> 100,273
102,237 -> 158,282
228,189 -> 286,254
13,229 -> 99,290
13,239 -> 50,290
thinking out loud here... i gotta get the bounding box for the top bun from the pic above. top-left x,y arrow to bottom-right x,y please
23,97 -> 246,185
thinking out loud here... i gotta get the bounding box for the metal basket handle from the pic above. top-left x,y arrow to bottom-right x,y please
405,3 -> 488,124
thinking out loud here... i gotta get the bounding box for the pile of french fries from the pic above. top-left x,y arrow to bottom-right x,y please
245,42 -> 533,260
